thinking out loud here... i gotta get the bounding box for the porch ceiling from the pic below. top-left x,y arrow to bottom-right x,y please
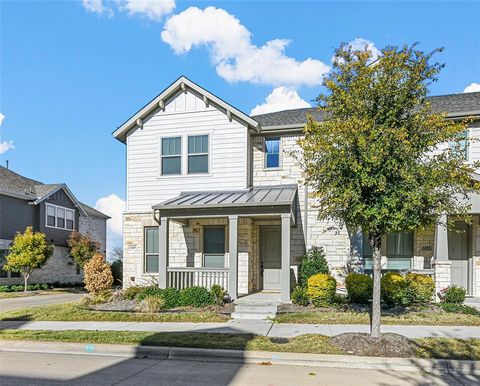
152,184 -> 298,220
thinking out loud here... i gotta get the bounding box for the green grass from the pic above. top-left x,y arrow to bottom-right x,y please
0,303 -> 228,323
275,310 -> 480,326
0,330 -> 478,360
0,289 -> 77,299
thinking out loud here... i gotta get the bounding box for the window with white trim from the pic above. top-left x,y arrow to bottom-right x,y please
449,130 -> 469,161
203,226 -> 225,268
188,135 -> 209,174
161,137 -> 182,175
46,204 -> 75,230
264,137 -> 280,168
144,227 -> 159,273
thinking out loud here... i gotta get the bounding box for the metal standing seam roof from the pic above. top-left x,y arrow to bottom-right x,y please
153,185 -> 298,210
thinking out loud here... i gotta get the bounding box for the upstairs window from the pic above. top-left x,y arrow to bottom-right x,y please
264,137 -> 280,168
46,204 -> 75,230
188,135 -> 209,174
449,130 -> 469,161
161,137 -> 182,175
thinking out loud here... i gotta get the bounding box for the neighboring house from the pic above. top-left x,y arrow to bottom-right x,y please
114,76 -> 480,301
0,166 -> 109,285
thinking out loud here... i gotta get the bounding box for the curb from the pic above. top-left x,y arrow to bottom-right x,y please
1,340 -> 478,375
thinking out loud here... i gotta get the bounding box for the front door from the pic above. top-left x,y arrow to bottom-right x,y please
261,226 -> 281,290
448,221 -> 470,292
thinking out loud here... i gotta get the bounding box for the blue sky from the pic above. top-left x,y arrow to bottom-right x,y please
1,0 -> 479,252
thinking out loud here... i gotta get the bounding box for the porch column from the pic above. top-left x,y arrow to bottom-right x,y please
281,213 -> 291,302
158,217 -> 169,289
433,214 -> 451,300
228,215 -> 238,300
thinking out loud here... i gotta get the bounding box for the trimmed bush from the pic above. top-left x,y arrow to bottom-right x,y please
179,286 -> 213,307
299,246 -> 329,286
406,273 -> 435,305
440,302 -> 479,316
160,287 -> 181,309
306,273 -> 337,307
0,285 -> 8,292
345,273 -> 373,304
291,286 -> 309,306
123,285 -> 144,300
139,295 -> 165,313
442,285 -> 466,304
136,286 -> 163,301
41,284 -> 49,290
210,285 -> 226,306
381,272 -> 409,306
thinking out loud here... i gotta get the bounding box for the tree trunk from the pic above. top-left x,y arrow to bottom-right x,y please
24,273 -> 29,293
370,234 -> 382,338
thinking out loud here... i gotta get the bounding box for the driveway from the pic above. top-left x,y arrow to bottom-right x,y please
0,293 -> 83,312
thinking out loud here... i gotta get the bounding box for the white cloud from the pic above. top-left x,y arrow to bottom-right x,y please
121,0 -> 175,21
332,38 -> 380,64
95,194 -> 125,238
250,87 -> 311,115
464,82 -> 480,93
0,113 -> 14,155
82,0 -> 174,20
161,6 -> 330,87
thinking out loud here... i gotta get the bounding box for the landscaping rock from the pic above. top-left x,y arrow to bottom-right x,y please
330,333 -> 417,357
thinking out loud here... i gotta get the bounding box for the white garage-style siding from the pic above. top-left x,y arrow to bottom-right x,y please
126,89 -> 249,211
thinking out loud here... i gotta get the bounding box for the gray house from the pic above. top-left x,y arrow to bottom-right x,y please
114,76 -> 480,304
0,166 -> 109,285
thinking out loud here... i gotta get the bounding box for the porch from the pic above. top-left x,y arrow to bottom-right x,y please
151,185 -> 300,302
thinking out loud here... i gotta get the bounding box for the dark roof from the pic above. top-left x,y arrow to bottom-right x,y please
0,166 -> 109,219
252,92 -> 480,128
154,185 -> 297,210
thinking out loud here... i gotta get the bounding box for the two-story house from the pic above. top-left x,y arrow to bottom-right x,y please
0,166 -> 109,285
114,76 -> 480,302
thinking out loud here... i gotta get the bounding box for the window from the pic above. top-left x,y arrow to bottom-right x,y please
144,227 -> 159,273
0,249 -> 20,278
264,137 -> 280,168
188,135 -> 209,174
363,231 -> 413,270
46,204 -> 75,230
161,137 -> 182,175
449,130 -> 469,161
203,226 -> 225,268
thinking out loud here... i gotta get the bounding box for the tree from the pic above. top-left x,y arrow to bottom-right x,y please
4,227 -> 54,292
109,247 -> 123,286
299,43 -> 479,337
67,231 -> 99,269
83,252 -> 113,293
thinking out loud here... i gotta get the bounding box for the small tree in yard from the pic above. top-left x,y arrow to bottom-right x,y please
67,231 -> 99,269
4,227 -> 53,292
299,43 -> 479,337
83,252 -> 113,293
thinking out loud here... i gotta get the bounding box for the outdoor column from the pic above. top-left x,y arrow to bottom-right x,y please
228,215 -> 238,300
158,217 -> 169,289
281,213 -> 291,302
433,214 -> 451,300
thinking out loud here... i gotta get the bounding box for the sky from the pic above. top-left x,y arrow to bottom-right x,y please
1,0 -> 479,255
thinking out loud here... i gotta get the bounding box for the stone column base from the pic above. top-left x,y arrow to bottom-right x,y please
432,260 -> 451,301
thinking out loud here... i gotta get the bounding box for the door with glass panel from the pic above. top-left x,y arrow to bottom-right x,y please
448,221 -> 470,292
203,226 -> 225,268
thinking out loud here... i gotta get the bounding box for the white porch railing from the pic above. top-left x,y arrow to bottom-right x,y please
166,267 -> 229,290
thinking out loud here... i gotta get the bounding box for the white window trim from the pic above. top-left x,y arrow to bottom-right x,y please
263,136 -> 282,171
45,203 -> 75,231
160,136 -> 182,176
202,225 -> 226,268
144,226 -> 159,274
187,134 -> 210,175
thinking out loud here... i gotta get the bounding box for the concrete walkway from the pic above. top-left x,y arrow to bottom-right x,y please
1,319 -> 479,339
0,293 -> 83,312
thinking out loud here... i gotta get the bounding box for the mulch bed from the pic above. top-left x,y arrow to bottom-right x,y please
330,333 -> 418,357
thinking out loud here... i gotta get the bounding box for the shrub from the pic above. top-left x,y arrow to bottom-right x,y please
123,285 -> 144,300
291,286 -> 309,306
41,284 -> 49,290
136,286 -> 163,301
345,273 -> 373,304
161,287 -> 181,309
83,252 -> 114,293
306,273 -> 337,307
440,302 -> 479,316
299,247 -> 329,286
0,285 -> 8,292
179,286 -> 213,307
406,273 -> 434,305
210,285 -> 226,306
381,272 -> 409,306
442,285 -> 466,304
139,295 -> 165,313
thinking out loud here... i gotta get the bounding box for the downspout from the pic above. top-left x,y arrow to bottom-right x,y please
304,183 -> 308,249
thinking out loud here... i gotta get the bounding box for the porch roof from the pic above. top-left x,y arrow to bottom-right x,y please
152,184 -> 298,220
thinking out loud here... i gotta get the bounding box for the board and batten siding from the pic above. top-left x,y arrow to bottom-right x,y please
126,90 -> 249,211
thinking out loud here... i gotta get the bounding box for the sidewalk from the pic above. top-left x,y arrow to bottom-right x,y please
1,320 -> 479,339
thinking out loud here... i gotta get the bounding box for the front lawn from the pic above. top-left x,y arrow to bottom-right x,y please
0,330 -> 478,360
0,288 -> 81,300
275,309 -> 480,326
0,303 -> 228,323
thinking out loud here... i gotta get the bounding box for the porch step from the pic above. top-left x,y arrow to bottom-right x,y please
231,311 -> 276,320
232,301 -> 279,320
